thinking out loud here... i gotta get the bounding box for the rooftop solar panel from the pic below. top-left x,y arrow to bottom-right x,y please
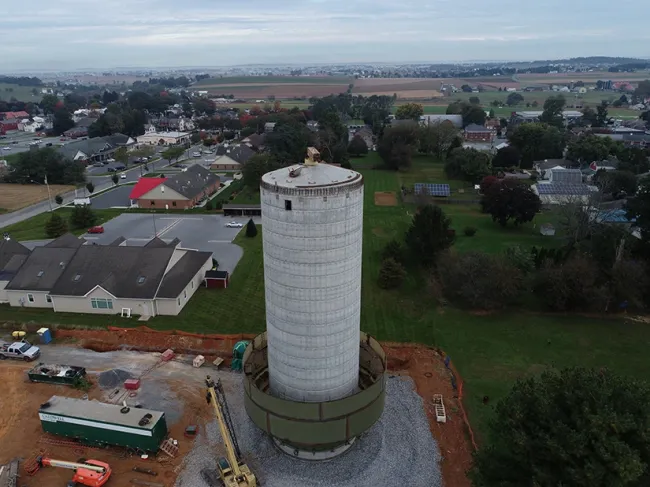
536,183 -> 592,196
414,183 -> 451,197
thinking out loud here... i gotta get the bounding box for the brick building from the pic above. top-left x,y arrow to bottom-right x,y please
464,123 -> 493,142
135,165 -> 220,209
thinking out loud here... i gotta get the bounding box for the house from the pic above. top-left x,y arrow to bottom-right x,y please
485,118 -> 500,132
57,134 -> 136,164
533,159 -> 570,179
241,133 -> 266,151
420,115 -> 463,128
136,131 -> 190,146
135,165 -> 220,209
549,168 -> 583,184
0,111 -> 29,120
0,119 -> 19,132
63,117 -> 97,138
464,124 -> 493,142
306,121 -> 320,132
128,177 -> 168,206
540,223 -> 556,236
0,237 -> 31,303
350,127 -> 374,149
211,144 -> 255,171
1,233 -> 212,317
264,122 -> 276,133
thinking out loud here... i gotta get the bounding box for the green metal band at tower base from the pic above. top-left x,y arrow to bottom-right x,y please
242,331 -> 387,453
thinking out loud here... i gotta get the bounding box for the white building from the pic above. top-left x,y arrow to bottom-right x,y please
137,131 -> 190,146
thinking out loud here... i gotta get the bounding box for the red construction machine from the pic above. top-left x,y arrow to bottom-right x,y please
35,457 -> 112,487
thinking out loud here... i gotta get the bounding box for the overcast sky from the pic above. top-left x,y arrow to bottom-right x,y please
2,0 -> 649,71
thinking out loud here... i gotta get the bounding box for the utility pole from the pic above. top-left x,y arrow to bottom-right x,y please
152,213 -> 157,237
45,175 -> 53,211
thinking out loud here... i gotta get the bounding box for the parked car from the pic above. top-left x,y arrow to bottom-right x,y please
225,222 -> 243,228
193,152 -> 201,158
106,158 -> 116,163
2,147 -> 10,151
106,167 -> 116,172
87,226 -> 104,234
0,341 -> 41,361
120,172 -> 127,179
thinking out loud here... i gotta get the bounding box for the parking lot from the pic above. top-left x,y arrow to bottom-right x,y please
89,184 -> 134,208
82,213 -> 250,274
0,131 -> 58,157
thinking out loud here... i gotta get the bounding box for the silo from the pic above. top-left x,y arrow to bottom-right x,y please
243,149 -> 386,459
261,149 -> 363,402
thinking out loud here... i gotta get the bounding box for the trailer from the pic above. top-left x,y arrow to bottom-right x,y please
27,363 -> 87,386
39,396 -> 168,452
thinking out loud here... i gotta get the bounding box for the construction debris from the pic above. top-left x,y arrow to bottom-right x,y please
192,355 -> 205,368
132,466 -> 158,476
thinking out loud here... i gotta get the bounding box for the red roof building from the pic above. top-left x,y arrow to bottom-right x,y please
0,111 -> 29,120
129,177 -> 167,201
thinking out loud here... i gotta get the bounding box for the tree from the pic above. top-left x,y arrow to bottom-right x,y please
596,102 -> 609,127
566,134 -> 616,163
315,109 -> 348,164
52,108 -> 74,136
481,179 -> 541,227
405,205 -> 455,268
242,153 -> 283,189
111,174 -> 118,185
470,367 -> 650,487
113,147 -> 129,166
190,133 -> 201,144
381,239 -> 404,263
491,146 -> 521,168
445,147 -> 491,182
266,121 -> 313,164
447,101 -> 487,127
488,108 -> 495,118
535,254 -> 602,311
419,122 -> 459,159
377,122 -> 419,171
54,194 -> 63,205
437,251 -> 524,309
45,213 -> 68,238
469,96 -> 481,105
479,175 -> 498,194
69,205 -> 97,229
3,148 -> 85,185
246,219 -> 258,238
506,92 -> 524,106
377,258 -> 406,290
161,146 -> 185,164
540,95 -> 566,128
395,103 -> 424,121
348,135 -> 369,157
507,123 -> 565,169
86,182 -> 95,194
594,170 -> 638,196
40,94 -> 59,115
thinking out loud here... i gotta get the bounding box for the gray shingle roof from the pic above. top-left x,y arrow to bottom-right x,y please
0,237 -> 30,270
163,165 -> 219,200
156,250 -> 212,298
45,233 -> 86,248
49,245 -> 174,299
223,145 -> 255,164
5,247 -> 78,291
534,159 -> 570,171
0,254 -> 29,281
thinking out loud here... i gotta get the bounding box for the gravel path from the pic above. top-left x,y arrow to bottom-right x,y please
175,375 -> 442,487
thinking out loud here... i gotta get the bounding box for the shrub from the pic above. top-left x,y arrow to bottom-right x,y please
205,200 -> 213,211
464,226 -> 477,237
45,213 -> 68,238
54,194 -> 63,205
69,205 -> 96,229
437,250 -> 525,309
381,239 -> 404,263
378,258 -> 406,290
246,219 -> 258,238
215,200 -> 223,210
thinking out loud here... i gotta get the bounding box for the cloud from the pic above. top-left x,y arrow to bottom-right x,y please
2,0 -> 649,70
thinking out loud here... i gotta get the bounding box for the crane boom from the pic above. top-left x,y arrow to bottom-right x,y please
37,458 -> 106,473
206,376 -> 242,478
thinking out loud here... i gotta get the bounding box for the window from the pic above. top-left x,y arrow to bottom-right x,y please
46,295 -> 52,303
150,201 -> 155,206
73,274 -> 81,282
172,201 -> 176,207
91,298 -> 113,310
137,276 -> 146,284
37,270 -> 44,278
184,290 -> 187,299
27,293 -> 34,303
284,200 -> 292,211
177,298 -> 181,306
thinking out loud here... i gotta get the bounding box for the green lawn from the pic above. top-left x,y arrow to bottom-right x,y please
1,208 -> 123,241
0,83 -> 41,102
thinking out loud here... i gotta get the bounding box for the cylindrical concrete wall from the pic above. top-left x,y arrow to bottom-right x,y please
260,166 -> 364,402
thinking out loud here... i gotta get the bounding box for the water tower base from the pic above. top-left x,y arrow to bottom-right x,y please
273,437 -> 356,460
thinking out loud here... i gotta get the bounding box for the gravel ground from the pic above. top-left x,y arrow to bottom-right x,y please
175,375 -> 442,487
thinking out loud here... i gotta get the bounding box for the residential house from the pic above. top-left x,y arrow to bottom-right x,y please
1,233 -> 212,317
485,118 -> 500,133
137,131 -> 190,146
211,144 -> 255,171
349,126 -> 374,149
57,134 -> 136,164
0,119 -> 19,132
464,124 -> 493,142
155,116 -> 195,132
241,133 -> 266,151
128,177 -> 168,206
533,169 -> 598,205
63,117 -> 96,138
306,121 -> 320,132
533,159 -> 570,179
0,111 -> 29,120
0,237 -> 31,303
420,114 -> 464,128
135,165 -> 220,209
264,122 -> 276,133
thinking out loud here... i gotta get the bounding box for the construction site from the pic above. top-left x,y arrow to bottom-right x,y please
0,152 -> 474,486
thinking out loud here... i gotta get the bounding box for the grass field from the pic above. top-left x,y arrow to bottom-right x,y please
517,71 -> 650,84
1,208 -> 123,241
196,76 -> 352,85
0,83 -> 41,103
0,183 -> 76,212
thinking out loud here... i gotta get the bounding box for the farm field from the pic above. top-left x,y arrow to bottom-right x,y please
196,75 -> 352,85
196,75 -> 352,99
0,183 -> 76,213
0,83 -> 41,103
517,70 -> 650,84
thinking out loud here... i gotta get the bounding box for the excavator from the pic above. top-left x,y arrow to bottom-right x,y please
205,375 -> 257,487
35,457 -> 111,487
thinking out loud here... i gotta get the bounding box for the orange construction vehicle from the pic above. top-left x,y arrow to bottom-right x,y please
36,457 -> 112,487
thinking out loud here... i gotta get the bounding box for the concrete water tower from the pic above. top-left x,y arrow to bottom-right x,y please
242,148 -> 386,459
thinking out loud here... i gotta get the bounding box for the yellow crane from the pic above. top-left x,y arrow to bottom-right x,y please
205,375 -> 257,487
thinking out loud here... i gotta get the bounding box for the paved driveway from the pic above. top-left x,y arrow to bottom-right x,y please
81,214 -> 249,274
90,185 -> 134,208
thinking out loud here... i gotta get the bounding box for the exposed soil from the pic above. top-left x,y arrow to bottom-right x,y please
0,361 -> 211,487
0,183 -> 76,211
374,191 -> 398,207
204,83 -> 348,99
48,327 -> 475,486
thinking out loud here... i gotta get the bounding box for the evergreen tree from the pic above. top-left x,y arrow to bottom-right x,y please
45,213 -> 68,238
246,219 -> 258,238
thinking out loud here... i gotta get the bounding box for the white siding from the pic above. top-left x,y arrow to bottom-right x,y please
51,287 -> 155,316
0,281 -> 8,303
139,185 -> 187,202
261,175 -> 363,403
7,290 -> 53,308
155,256 -> 211,316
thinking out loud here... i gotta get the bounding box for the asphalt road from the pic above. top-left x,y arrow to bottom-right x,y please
0,131 -> 58,157
89,184 -> 134,208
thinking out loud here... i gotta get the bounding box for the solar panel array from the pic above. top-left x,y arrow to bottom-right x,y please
414,183 -> 451,197
536,183 -> 592,196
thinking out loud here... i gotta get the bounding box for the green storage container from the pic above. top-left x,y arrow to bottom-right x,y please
39,396 -> 167,452
27,363 -> 86,386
